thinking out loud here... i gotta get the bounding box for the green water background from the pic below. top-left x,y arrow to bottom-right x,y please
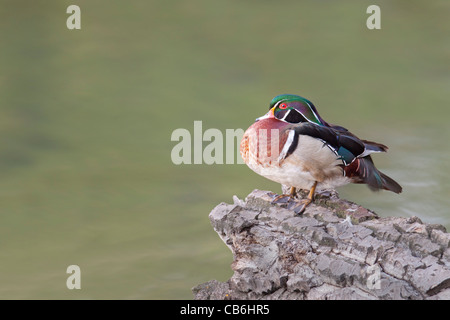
0,0 -> 449,299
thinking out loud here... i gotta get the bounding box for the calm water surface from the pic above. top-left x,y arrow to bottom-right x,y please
0,1 -> 448,299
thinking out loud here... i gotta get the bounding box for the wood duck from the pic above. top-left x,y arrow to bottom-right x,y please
240,94 -> 402,214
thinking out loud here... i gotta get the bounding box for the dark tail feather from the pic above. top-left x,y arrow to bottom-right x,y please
345,156 -> 402,193
362,139 -> 389,153
378,170 -> 403,194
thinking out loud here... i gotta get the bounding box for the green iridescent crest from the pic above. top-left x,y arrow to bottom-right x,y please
270,94 -> 324,125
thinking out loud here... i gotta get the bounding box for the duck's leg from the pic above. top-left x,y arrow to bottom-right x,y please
271,187 -> 297,204
290,181 -> 317,214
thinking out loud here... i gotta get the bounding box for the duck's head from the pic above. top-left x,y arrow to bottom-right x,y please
256,94 -> 327,126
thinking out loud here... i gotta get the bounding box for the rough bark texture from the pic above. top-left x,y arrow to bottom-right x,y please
193,189 -> 450,300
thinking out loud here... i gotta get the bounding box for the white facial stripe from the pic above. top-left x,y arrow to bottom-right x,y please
281,109 -> 311,124
273,100 -> 284,109
281,109 -> 291,122
303,100 -> 321,124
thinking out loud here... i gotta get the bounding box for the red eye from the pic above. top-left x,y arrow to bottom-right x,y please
279,103 -> 287,109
